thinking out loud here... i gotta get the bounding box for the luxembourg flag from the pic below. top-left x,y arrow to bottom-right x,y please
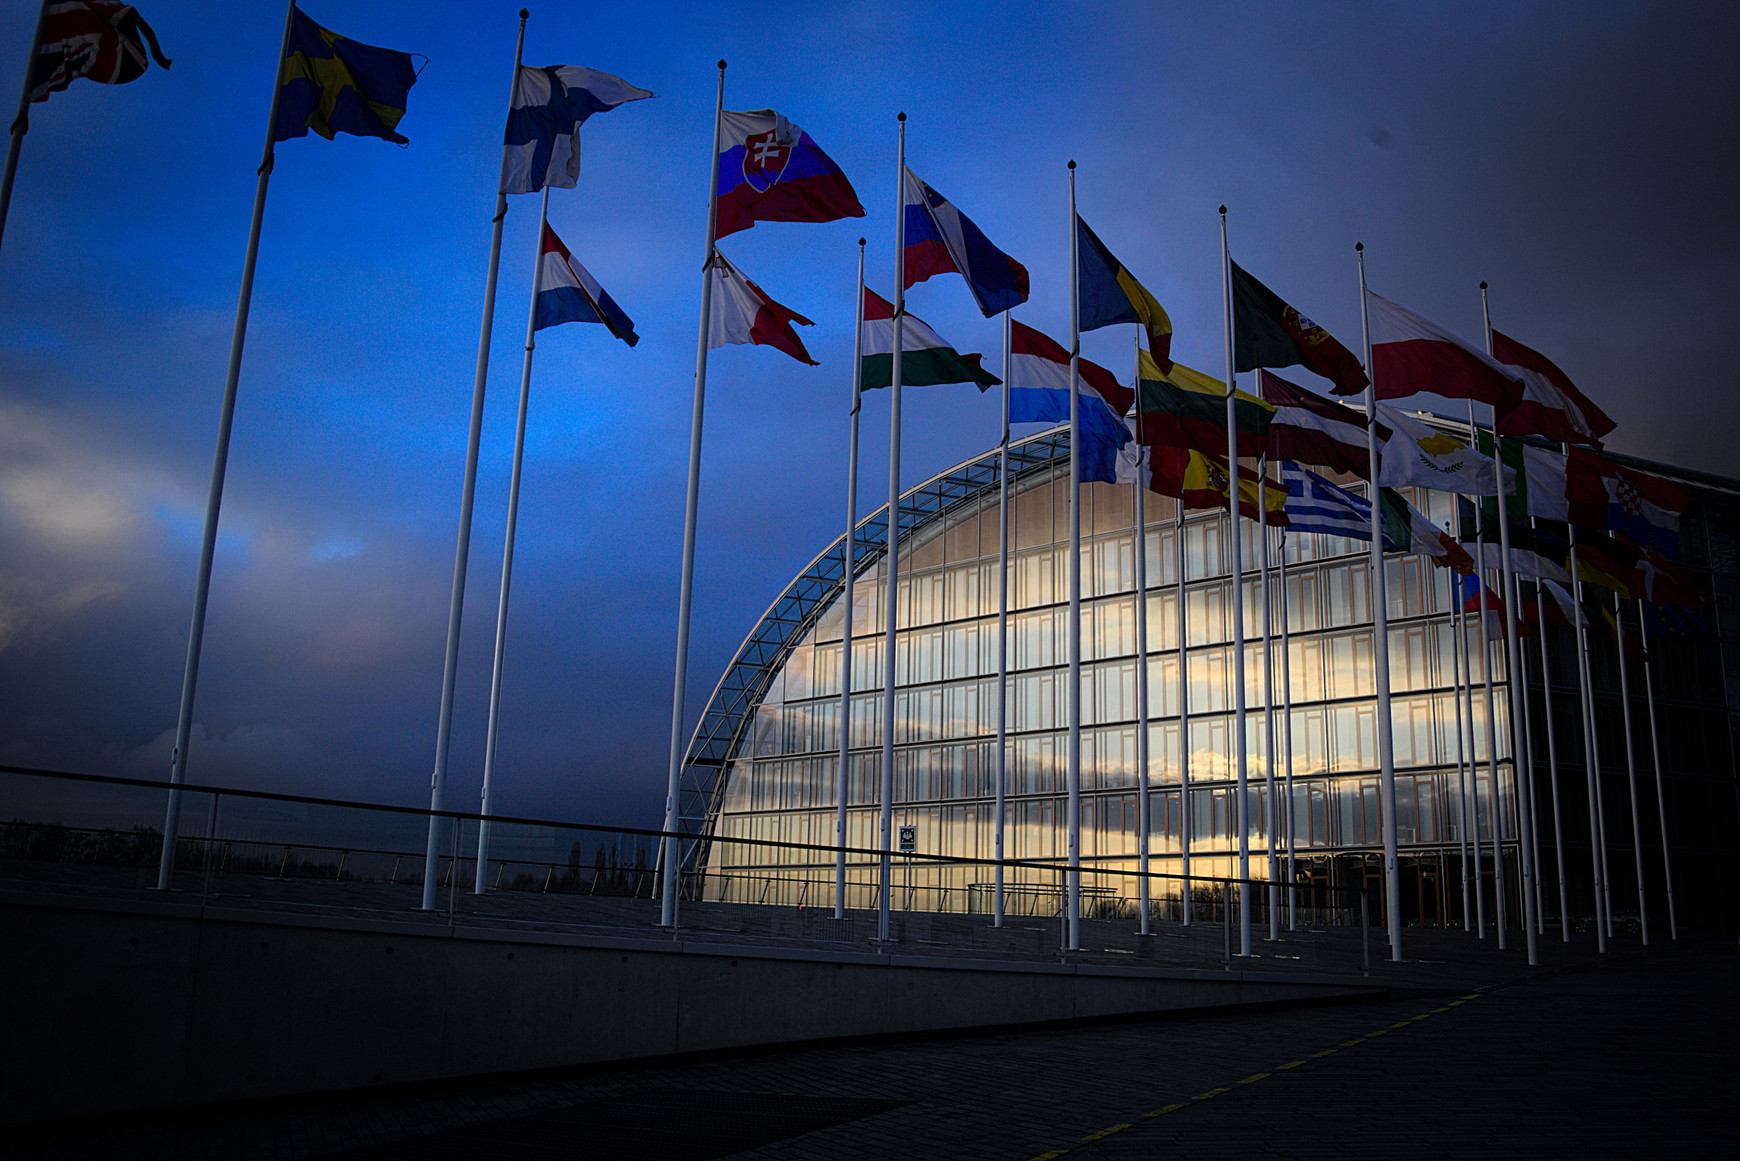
501,66 -> 652,195
714,109 -> 865,238
901,167 -> 1029,318
534,224 -> 638,345
1006,319 -> 1131,483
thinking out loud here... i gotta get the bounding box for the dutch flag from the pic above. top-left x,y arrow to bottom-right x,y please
535,224 -> 637,345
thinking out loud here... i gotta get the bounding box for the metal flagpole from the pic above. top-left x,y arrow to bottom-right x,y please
1520,621 -> 1545,936
1064,161 -> 1082,952
1220,208 -> 1250,957
1451,592 -> 1472,931
1278,512 -> 1297,931
658,59 -> 727,928
475,182 -> 550,893
1637,600 -> 1678,937
1465,400 -> 1508,949
1478,286 -> 1535,962
1133,329 -> 1151,937
1538,579 -> 1571,941
157,0 -> 301,892
1258,458 -> 1279,941
0,0 -> 49,251
878,113 -> 908,944
1613,593 -> 1650,943
835,238 -> 866,920
1566,520 -> 1608,953
993,308 -> 1010,927
1354,243 -> 1403,961
1458,597 -> 1485,935
1177,494 -> 1192,925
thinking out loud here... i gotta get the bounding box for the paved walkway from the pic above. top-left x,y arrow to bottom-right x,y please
13,933 -> 1728,1160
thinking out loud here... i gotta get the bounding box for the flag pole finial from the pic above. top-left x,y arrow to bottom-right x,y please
1356,242 -> 1364,252
1068,159 -> 1076,169
717,59 -> 727,70
898,112 -> 906,122
1219,204 -> 1227,215
858,237 -> 866,247
1480,280 -> 1488,290
519,9 -> 529,20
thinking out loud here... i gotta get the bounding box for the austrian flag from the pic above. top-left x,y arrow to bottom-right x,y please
706,250 -> 817,365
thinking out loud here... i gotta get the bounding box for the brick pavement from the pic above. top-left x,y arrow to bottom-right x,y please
12,934 -> 1728,1160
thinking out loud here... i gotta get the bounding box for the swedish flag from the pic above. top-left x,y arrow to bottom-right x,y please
273,7 -> 417,145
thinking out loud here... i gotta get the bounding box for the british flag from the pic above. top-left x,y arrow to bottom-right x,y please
26,2 -> 170,107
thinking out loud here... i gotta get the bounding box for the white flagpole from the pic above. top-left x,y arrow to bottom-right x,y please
1478,285 -> 1536,962
658,59 -> 727,928
1258,458 -> 1278,942
1566,519 -> 1609,953
1537,578 -> 1571,941
474,182 -> 549,893
1177,491 -> 1192,925
1464,400 -> 1508,949
1220,208 -> 1250,957
1451,590 -> 1473,930
1637,600 -> 1678,937
1612,593 -> 1650,943
1457,595 -> 1485,935
835,237 -> 866,920
1133,329 -> 1151,937
994,308 -> 1010,927
1354,243 -> 1403,961
1277,508 -> 1297,931
157,0 -> 301,892
0,0 -> 49,251
1519,626 -> 1545,936
878,113 -> 908,944
1064,161 -> 1082,952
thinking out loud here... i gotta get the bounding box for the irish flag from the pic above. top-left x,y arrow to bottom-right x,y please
860,289 -> 1000,391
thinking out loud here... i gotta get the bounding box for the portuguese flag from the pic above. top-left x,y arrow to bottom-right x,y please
860,288 -> 1001,391
1231,261 -> 1368,395
1137,347 -> 1273,457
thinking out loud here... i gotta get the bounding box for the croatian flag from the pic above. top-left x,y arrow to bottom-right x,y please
706,249 -> 817,365
534,224 -> 637,345
901,167 -> 1029,317
1006,320 -> 1130,484
714,109 -> 865,238
501,65 -> 652,195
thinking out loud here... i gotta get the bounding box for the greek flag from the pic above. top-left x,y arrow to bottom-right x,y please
1281,461 -> 1372,541
501,65 -> 652,195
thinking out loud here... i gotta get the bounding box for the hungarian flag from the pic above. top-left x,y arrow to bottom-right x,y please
714,109 -> 865,238
1490,329 -> 1616,448
1076,215 -> 1173,368
1259,370 -> 1370,479
902,168 -> 1029,317
25,2 -> 170,106
1137,349 -> 1272,457
275,7 -> 419,144
859,289 -> 999,391
1149,447 -> 1287,525
705,249 -> 817,365
1357,289 -> 1522,412
1231,261 -> 1367,394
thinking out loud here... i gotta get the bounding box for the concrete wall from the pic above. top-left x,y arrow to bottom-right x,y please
2,892 -> 1382,1123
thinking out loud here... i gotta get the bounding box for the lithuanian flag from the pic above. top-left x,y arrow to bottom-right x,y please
1137,349 -> 1274,457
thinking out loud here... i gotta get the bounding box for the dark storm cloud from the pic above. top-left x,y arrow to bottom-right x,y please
1,2 -> 1734,828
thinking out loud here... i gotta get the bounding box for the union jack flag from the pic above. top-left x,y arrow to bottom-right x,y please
25,2 -> 170,109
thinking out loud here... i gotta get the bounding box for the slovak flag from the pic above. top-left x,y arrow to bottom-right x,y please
501,65 -> 652,195
534,224 -> 637,345
901,167 -> 1029,317
714,109 -> 865,238
706,249 -> 818,365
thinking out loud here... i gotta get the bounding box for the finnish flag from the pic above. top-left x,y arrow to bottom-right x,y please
535,224 -> 637,345
501,65 -> 652,195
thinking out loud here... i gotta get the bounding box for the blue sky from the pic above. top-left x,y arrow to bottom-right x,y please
1,1 -> 1734,826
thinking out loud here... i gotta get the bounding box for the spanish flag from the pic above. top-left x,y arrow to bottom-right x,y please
274,7 -> 418,145
1077,214 -> 1173,369
1149,447 -> 1287,526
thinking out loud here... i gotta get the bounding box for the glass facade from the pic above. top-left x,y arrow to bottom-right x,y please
694,434 -> 1740,931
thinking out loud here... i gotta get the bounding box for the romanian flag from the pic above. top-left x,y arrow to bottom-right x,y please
275,7 -> 417,145
1076,215 -> 1173,368
1136,349 -> 1273,457
1231,261 -> 1367,395
1149,447 -> 1287,526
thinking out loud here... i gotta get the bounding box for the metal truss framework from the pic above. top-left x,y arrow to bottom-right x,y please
675,429 -> 1071,873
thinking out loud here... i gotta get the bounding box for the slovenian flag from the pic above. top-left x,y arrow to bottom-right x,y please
706,249 -> 817,365
901,168 -> 1029,318
714,109 -> 865,238
501,65 -> 652,195
859,289 -> 1000,391
534,224 -> 637,345
1006,319 -> 1130,483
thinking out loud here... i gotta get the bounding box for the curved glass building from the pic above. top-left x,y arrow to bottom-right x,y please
678,427 -> 1740,930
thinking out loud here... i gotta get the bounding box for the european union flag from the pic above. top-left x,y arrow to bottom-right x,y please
273,7 -> 417,145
